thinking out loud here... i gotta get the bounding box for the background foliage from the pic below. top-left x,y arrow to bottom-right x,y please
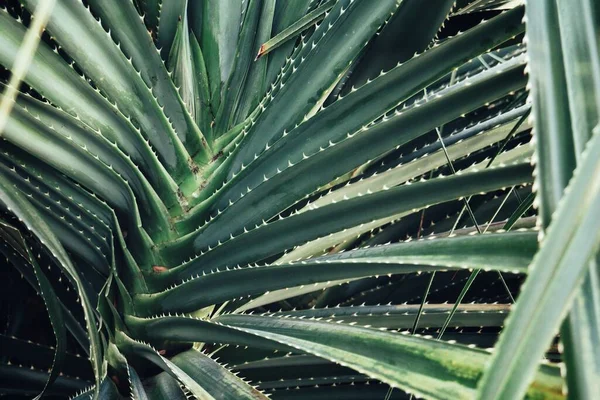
0,0 -> 598,399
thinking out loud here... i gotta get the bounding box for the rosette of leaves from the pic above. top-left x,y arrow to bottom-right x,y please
0,0 -> 598,399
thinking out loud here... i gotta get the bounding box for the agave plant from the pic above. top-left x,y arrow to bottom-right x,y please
0,0 -> 599,398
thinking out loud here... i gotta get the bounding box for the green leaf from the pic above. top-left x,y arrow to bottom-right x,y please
140,371 -> 187,400
0,100 -> 170,243
117,332 -> 266,399
0,223 -> 92,353
10,91 -> 175,220
19,0 -> 195,181
156,0 -> 186,60
267,303 -> 510,330
227,0 -> 403,175
70,377 -> 121,400
170,56 -> 527,258
140,229 -> 535,314
257,374 -> 371,390
125,314 -> 290,350
26,250 -> 66,398
255,0 -> 335,60
201,0 -> 245,114
216,314 -> 564,400
555,2 -> 600,396
231,0 -> 276,127
526,2 -> 576,229
0,364 -> 88,396
560,268 -> 600,399
302,104 -> 531,214
0,223 -> 66,399
116,332 -> 211,397
0,173 -> 104,395
522,1 -> 600,398
135,0 -> 161,36
230,354 -> 338,376
85,0 -> 210,164
234,278 -> 358,313
127,366 -> 149,400
337,0 -> 455,97
167,2 -> 208,139
264,0 -> 312,87
0,140 -> 112,240
0,0 -> 54,137
0,10 -> 182,197
476,128 -> 600,399
453,0 -> 523,15
189,32 -> 215,138
213,19 -> 525,217
163,93 -> 531,268
215,0 -> 276,133
0,168 -> 110,274
503,192 -> 534,231
252,384 -> 407,399
174,34 -> 527,249
0,141 -> 151,281
170,349 -> 269,399
0,335 -> 92,380
556,0 -> 600,154
225,5 -> 524,183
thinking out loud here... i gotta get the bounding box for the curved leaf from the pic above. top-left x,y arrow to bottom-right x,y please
0,10 -> 181,197
85,0 -> 210,162
139,230 -> 535,314
125,314 -> 290,350
170,349 -> 269,400
216,314 -> 563,400
255,0 -> 335,60
0,174 -> 104,394
476,126 -> 600,399
159,162 -> 533,284
227,0 -> 403,175
19,0 -> 194,181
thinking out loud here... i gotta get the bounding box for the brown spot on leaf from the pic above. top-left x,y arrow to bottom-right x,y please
255,44 -> 267,61
211,150 -> 223,162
